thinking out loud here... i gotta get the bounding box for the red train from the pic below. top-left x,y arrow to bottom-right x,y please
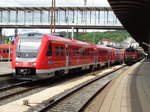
124,47 -> 144,65
11,33 -> 133,80
0,44 -> 13,61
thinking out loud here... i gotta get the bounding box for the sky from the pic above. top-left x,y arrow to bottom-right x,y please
1,0 -> 110,36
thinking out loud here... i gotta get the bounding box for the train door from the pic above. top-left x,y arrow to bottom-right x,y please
95,48 -> 98,65
65,44 -> 69,67
93,48 -> 97,67
65,44 -> 69,74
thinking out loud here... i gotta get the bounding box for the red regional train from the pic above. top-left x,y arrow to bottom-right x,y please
124,47 -> 144,65
12,33 -> 125,80
0,44 -> 13,61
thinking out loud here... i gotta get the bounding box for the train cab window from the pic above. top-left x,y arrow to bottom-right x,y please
47,43 -> 52,56
55,46 -> 59,56
60,46 -> 64,56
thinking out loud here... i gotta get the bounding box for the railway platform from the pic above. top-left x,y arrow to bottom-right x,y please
1,61 -> 150,112
86,60 -> 150,112
0,62 -> 12,75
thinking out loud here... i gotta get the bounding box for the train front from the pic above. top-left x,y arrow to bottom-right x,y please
12,33 -> 44,80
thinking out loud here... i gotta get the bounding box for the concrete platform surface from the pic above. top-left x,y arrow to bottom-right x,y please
0,62 -> 12,75
99,61 -> 150,112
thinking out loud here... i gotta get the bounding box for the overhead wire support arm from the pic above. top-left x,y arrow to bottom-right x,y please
84,0 -> 87,6
142,42 -> 150,47
50,0 -> 56,33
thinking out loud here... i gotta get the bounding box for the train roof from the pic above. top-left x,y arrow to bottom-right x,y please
46,34 -> 93,47
18,33 -> 125,50
96,44 -> 113,50
18,33 -> 93,47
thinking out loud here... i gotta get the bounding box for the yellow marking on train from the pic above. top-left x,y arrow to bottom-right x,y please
51,41 -> 65,44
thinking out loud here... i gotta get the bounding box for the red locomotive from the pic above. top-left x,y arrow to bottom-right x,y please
0,44 -> 13,61
124,47 -> 144,65
12,33 -> 125,80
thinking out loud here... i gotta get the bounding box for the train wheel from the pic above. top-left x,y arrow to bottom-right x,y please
97,64 -> 101,70
55,70 -> 65,78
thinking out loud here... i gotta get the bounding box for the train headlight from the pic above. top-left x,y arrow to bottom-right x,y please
16,62 -> 19,65
31,62 -> 36,66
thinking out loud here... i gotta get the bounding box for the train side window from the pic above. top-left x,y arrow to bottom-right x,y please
99,50 -> 101,55
6,49 -> 9,53
76,48 -> 79,56
60,46 -> 64,56
82,49 -> 85,56
85,50 -> 87,56
55,46 -> 59,56
80,49 -> 84,56
3,49 -> 6,53
47,43 -> 52,56
73,48 -> 76,56
87,50 -> 89,56
79,49 -> 82,56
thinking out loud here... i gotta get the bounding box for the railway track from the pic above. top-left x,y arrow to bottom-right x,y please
0,78 -> 59,106
0,78 -> 25,88
0,73 -> 17,88
0,80 -> 29,92
0,73 -> 83,106
27,66 -> 127,112
0,80 -> 33,105
0,73 -> 12,77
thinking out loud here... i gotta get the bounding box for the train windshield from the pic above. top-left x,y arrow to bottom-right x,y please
17,33 -> 42,52
17,39 -> 41,51
16,33 -> 43,59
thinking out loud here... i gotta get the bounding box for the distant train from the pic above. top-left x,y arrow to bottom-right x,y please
124,47 -> 144,65
11,33 -> 143,80
0,44 -> 13,61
